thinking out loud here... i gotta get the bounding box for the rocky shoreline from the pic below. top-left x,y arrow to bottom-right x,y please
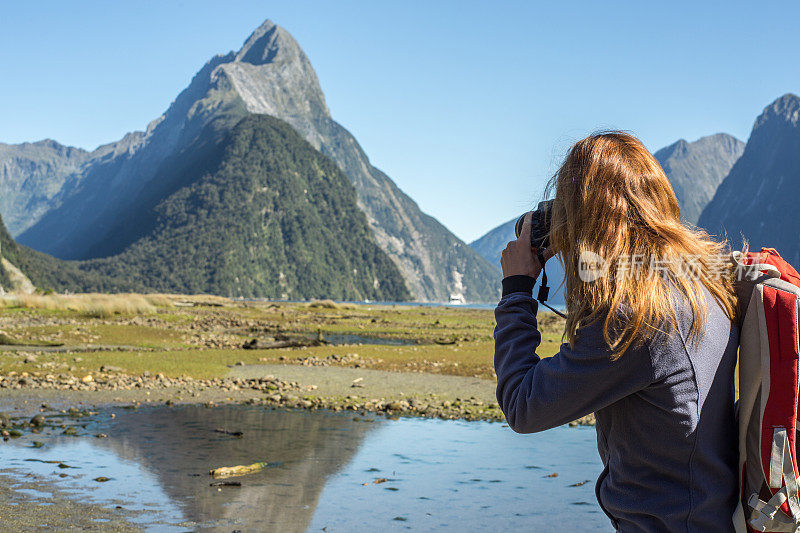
0,368 -> 596,427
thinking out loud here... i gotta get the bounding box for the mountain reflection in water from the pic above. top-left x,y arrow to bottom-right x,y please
97,406 -> 376,531
0,406 -> 610,531
1,405 -> 377,531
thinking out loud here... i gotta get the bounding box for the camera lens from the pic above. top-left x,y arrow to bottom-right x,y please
513,200 -> 553,249
514,213 -> 529,239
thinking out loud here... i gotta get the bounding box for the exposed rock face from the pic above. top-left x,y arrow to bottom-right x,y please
0,255 -> 35,294
11,20 -> 499,302
0,218 -> 26,292
653,133 -> 744,224
699,94 -> 800,266
0,140 -> 88,235
0,212 -> 118,294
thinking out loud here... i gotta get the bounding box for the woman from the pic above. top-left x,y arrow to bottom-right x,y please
495,131 -> 740,532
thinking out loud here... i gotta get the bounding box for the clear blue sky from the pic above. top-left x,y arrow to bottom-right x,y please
1,1 -> 798,242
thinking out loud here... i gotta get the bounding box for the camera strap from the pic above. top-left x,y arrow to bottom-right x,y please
536,248 -> 567,319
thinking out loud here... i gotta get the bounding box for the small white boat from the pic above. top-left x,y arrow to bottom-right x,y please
448,293 -> 466,305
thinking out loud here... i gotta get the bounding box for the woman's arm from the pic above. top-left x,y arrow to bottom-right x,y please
494,287 -> 655,434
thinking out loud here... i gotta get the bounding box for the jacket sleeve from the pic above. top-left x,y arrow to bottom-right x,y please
494,292 -> 655,433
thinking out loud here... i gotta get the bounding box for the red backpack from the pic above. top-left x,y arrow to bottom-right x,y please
733,248 -> 800,532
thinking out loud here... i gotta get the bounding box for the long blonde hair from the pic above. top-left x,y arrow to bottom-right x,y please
546,131 -> 737,358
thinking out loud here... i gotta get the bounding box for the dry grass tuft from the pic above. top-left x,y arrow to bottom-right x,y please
305,299 -> 356,310
141,294 -> 175,307
0,293 -> 173,317
164,294 -> 232,307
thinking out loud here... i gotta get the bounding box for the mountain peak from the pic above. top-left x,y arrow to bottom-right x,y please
758,93 -> 800,127
692,132 -> 744,152
698,132 -> 740,143
653,132 -> 744,224
216,20 -> 331,121
235,19 -> 305,66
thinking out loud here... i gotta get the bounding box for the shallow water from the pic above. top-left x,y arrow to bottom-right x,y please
0,406 -> 611,532
313,333 -> 415,346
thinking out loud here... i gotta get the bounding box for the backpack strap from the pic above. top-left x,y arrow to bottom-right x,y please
747,428 -> 800,532
748,428 -> 800,532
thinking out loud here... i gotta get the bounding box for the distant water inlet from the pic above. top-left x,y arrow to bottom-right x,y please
236,330 -> 417,350
0,406 -> 611,532
314,333 -> 414,346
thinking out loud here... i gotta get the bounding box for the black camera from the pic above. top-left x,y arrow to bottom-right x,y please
512,199 -> 564,318
514,199 -> 553,250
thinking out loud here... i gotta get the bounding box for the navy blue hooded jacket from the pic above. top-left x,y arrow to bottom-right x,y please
494,275 -> 739,532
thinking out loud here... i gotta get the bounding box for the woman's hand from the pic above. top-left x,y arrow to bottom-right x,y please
501,212 -> 555,279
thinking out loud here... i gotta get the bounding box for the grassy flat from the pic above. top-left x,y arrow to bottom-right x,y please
0,294 -> 565,381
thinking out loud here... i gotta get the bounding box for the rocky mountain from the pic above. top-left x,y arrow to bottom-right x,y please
8,20 -> 499,302
698,93 -> 800,266
653,133 -> 744,224
0,139 -> 88,235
